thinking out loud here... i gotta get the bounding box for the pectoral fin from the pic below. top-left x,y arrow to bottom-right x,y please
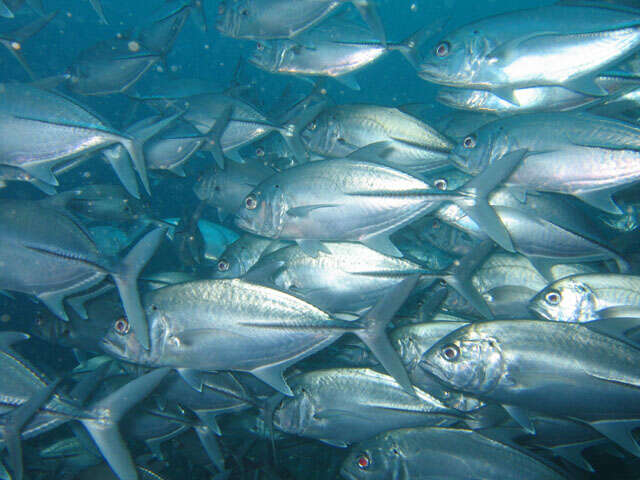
361,233 -> 403,257
249,364 -> 293,396
574,190 -> 622,214
588,419 -> 640,457
502,404 -> 535,435
296,239 -> 330,257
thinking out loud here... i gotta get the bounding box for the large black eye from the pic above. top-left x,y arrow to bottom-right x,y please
441,344 -> 459,361
114,317 -> 130,335
218,259 -> 230,272
435,41 -> 450,57
255,146 -> 265,157
463,135 -> 476,149
256,42 -> 264,51
240,8 -> 249,16
545,291 -> 561,305
356,454 -> 370,470
308,121 -> 317,131
245,194 -> 258,210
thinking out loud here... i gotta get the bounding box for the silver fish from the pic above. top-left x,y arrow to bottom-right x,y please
420,319 -> 640,456
418,4 -> 640,104
273,368 -> 461,447
301,104 -> 453,175
450,112 -> 640,214
101,276 -> 420,396
341,426 -> 567,480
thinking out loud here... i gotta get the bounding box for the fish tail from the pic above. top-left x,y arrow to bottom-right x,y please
1,380 -> 59,480
353,275 -> 420,396
109,227 -> 166,351
80,368 -> 170,480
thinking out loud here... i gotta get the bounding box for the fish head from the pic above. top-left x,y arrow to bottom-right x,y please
211,248 -> 246,278
419,325 -> 505,395
417,27 -> 492,87
216,0 -> 259,39
449,123 -> 504,175
249,40 -> 282,72
301,111 -> 347,156
100,313 -> 161,365
273,386 -> 315,435
529,278 -> 597,323
341,436 -> 405,480
233,182 -> 286,238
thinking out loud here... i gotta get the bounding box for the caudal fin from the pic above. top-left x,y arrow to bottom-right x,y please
110,228 -> 166,351
81,368 -> 170,480
354,275 -> 420,396
277,87 -> 328,164
454,149 -> 527,252
0,11 -> 57,79
2,380 -> 59,480
203,105 -> 233,169
120,113 -> 180,196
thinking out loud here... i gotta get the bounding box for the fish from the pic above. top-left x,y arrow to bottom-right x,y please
180,92 -> 319,165
272,368 -> 462,447
249,16 -> 426,90
233,151 -> 526,258
341,426 -> 568,479
0,11 -> 57,79
300,104 -> 454,175
101,275 -> 421,397
0,332 -> 170,480
450,112 -> 640,214
0,199 -> 165,350
40,184 -> 161,226
67,38 -> 162,96
420,319 -> 640,456
530,273 -> 640,323
437,72 -> 640,114
216,0 -> 386,47
193,160 -> 276,222
0,84 -> 168,197
212,233 -> 284,279
247,240 -> 494,318
417,3 -> 640,104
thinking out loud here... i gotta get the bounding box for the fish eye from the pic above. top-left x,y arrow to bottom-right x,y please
256,42 -> 264,51
441,344 -> 460,361
463,135 -> 476,149
356,454 -> 370,470
245,194 -> 258,210
308,121 -> 317,131
545,291 -> 561,305
434,179 -> 448,191
114,317 -> 130,335
435,41 -> 450,58
255,146 -> 265,157
240,8 -> 249,16
218,259 -> 230,272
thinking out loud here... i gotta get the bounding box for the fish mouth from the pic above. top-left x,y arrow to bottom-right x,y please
416,62 -> 448,83
100,337 -> 125,357
233,213 -> 253,233
528,301 -> 551,321
340,468 -> 359,480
